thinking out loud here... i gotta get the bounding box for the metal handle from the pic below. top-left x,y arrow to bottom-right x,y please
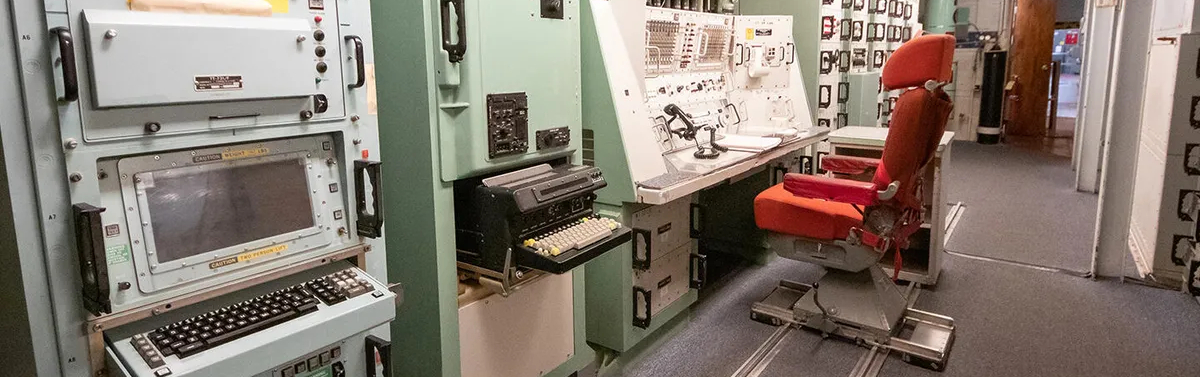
632,287 -> 652,329
786,42 -> 795,65
50,27 -> 78,102
440,0 -> 467,63
689,203 -> 705,238
365,335 -> 391,377
822,16 -> 836,40
800,155 -> 814,175
354,160 -> 385,238
345,35 -> 366,89
771,166 -> 789,186
73,203 -> 110,315
820,51 -> 835,74
689,253 -> 707,289
734,43 -> 745,66
632,228 -> 652,270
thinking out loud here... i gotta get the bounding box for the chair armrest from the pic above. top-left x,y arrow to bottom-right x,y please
783,173 -> 879,206
821,155 -> 881,176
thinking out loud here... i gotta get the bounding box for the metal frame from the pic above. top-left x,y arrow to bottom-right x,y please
86,244 -> 368,376
751,275 -> 955,372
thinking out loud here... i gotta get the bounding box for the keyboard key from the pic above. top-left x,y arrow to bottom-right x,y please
176,342 -> 205,358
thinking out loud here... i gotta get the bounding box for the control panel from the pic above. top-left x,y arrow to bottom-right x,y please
487,92 -> 531,158
536,127 -> 572,150
61,0 -> 363,140
18,1 -> 391,376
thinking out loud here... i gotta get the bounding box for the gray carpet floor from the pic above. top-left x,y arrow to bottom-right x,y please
608,255 -> 1200,377
942,142 -> 1098,272
599,142 -> 1200,377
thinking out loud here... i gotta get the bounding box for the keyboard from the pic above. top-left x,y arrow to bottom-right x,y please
523,217 -> 622,256
132,268 -> 376,368
639,172 -> 701,190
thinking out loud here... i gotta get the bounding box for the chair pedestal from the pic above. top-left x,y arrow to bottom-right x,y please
753,232 -> 957,371
793,266 -> 909,343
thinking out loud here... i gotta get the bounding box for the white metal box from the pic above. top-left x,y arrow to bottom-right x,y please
1152,0 -> 1200,38
82,9 -> 315,108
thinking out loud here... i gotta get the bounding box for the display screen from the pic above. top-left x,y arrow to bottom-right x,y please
143,158 -> 315,263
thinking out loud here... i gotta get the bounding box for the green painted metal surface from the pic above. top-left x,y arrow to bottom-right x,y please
432,0 -> 583,181
925,0 -> 957,34
847,71 -> 883,127
372,0 -> 594,375
371,1 -> 461,375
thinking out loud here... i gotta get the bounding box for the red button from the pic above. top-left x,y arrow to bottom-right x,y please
314,15 -> 323,23
361,150 -> 369,159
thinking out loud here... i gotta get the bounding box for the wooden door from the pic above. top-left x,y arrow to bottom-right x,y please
1008,0 -> 1057,136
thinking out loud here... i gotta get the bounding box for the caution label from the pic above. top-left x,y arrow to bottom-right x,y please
221,147 -> 269,161
208,244 -> 288,269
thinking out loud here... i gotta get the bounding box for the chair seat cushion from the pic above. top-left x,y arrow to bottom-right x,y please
754,183 -> 864,241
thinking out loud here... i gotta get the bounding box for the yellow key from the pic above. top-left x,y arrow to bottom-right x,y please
550,247 -> 561,256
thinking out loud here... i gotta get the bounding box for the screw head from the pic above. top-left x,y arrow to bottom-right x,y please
144,122 -> 161,133
104,29 -> 117,39
69,172 -> 83,182
64,138 -> 78,149
350,114 -> 361,122
300,110 -> 314,120
297,35 -> 307,43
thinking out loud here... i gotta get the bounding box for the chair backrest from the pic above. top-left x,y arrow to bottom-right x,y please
872,34 -> 955,207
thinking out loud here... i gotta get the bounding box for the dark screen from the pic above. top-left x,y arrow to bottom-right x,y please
144,158 -> 315,263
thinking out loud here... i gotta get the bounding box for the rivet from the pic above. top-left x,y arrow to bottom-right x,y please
104,29 -> 117,39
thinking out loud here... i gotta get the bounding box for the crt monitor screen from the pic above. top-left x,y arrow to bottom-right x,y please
143,157 -> 315,263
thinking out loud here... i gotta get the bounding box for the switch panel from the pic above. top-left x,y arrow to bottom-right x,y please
487,92 -> 530,159
536,127 -> 571,150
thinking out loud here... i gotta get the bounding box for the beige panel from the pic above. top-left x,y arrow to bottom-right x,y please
459,273 -> 574,377
633,245 -> 692,317
631,197 -> 694,261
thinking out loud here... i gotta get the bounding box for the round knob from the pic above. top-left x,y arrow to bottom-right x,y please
316,62 -> 328,73
313,29 -> 325,41
315,46 -> 326,57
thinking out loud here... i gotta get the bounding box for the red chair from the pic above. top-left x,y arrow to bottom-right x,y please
753,34 -> 956,371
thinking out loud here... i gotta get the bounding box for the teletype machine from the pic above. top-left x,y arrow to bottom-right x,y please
370,0 -> 630,375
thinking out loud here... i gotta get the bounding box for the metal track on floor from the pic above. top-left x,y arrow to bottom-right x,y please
729,325 -> 796,377
732,283 -> 923,377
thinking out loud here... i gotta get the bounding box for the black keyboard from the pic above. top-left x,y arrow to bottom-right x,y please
134,268 -> 376,367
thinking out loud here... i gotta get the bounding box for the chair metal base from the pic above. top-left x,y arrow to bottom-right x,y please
752,272 -> 956,372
